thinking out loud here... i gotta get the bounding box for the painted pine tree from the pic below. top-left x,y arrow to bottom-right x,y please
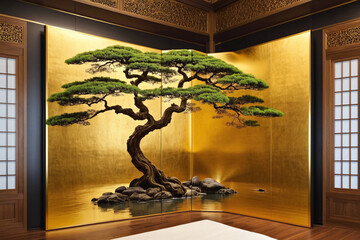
47,46 -> 283,197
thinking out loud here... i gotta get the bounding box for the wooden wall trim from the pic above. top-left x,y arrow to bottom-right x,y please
0,15 -> 27,230
323,17 -> 360,226
324,18 -> 360,53
20,0 -> 209,46
214,0 -> 355,43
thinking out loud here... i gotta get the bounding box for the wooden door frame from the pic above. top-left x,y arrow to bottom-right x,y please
323,18 -> 360,226
0,15 -> 27,229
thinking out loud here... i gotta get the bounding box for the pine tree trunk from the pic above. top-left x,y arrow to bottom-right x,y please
127,121 -> 186,197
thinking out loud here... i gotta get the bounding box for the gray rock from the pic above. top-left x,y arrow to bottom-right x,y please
154,191 -> 172,199
96,193 -> 129,204
184,189 -> 199,197
191,176 -> 202,186
216,188 -> 237,194
146,187 -> 161,197
130,192 -> 153,201
166,182 -> 185,196
97,195 -> 109,204
190,186 -> 201,192
122,186 -> 146,195
102,192 -> 113,195
201,178 -> 225,193
182,180 -> 191,187
115,186 -> 127,193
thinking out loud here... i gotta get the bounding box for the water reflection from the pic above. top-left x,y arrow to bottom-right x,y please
96,194 -> 234,217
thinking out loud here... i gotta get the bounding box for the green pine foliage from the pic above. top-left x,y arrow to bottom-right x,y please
240,106 -> 284,117
47,45 -> 284,127
46,111 -> 91,126
217,73 -> 269,89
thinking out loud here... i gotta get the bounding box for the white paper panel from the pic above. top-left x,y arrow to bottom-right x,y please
343,78 -> 350,91
335,121 -> 341,133
7,147 -> 15,161
334,93 -> 342,105
351,91 -> 358,104
7,133 -> 15,146
335,175 -> 341,188
7,119 -> 15,132
352,77 -> 358,90
335,79 -> 342,91
351,148 -> 358,161
0,176 -> 6,189
0,58 -> 6,74
335,134 -> 342,147
335,62 -> 342,78
342,162 -> 349,174
7,90 -> 15,103
0,133 -> 6,146
0,74 -> 6,88
335,162 -> 341,174
8,75 -> 15,89
343,134 -> 350,146
343,148 -> 350,160
351,176 -> 358,189
0,89 -> 6,103
0,147 -> 5,160
351,59 -> 358,76
342,175 -> 350,188
0,162 -> 6,175
351,105 -> 358,118
0,104 -> 5,117
342,120 -> 349,132
335,148 -> 341,160
343,61 -> 350,77
351,162 -> 358,175
7,161 -> 15,175
351,134 -> 358,146
0,118 -> 6,131
343,106 -> 350,119
351,120 -> 358,132
7,59 -> 16,75
343,92 -> 350,105
7,176 -> 15,189
8,104 -> 15,118
335,106 -> 342,119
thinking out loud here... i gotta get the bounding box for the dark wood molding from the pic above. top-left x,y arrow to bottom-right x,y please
175,0 -> 213,11
20,0 -> 209,46
214,0 -> 355,43
212,0 -> 238,11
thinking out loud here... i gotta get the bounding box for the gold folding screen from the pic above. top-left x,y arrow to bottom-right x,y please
46,26 -> 311,229
192,31 -> 311,226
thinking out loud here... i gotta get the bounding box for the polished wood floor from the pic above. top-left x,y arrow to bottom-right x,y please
1,211 -> 360,240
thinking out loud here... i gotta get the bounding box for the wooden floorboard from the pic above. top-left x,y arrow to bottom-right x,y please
1,212 -> 360,240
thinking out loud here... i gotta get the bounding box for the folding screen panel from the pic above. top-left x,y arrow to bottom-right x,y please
46,26 -> 311,229
46,26 -> 164,229
192,31 -> 311,227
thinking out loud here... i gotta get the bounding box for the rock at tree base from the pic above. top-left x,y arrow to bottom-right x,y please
154,191 -> 172,199
182,180 -> 191,186
122,186 -> 146,195
115,186 -> 127,193
191,176 -> 202,186
146,187 -> 161,197
216,188 -> 237,194
184,189 -> 199,197
130,192 -> 153,201
201,178 -> 225,194
92,177 -> 237,204
190,186 -> 201,192
96,193 -> 129,204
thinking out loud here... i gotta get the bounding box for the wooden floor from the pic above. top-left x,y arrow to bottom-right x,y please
1,211 -> 360,240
